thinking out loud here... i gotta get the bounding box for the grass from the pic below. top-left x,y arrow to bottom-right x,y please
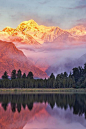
0,88 -> 86,94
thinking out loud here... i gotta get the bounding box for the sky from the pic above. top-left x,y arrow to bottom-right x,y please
0,0 -> 86,30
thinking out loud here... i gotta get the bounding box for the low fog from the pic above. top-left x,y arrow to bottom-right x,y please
14,41 -> 86,75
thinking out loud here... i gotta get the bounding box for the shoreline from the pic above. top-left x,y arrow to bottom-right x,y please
0,88 -> 86,94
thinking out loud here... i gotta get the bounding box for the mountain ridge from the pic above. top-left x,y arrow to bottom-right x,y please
0,19 -> 86,45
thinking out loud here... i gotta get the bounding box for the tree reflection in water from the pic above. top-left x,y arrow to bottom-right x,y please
0,94 -> 86,118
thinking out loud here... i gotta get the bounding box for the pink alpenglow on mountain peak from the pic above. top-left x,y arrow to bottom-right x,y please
0,19 -> 86,46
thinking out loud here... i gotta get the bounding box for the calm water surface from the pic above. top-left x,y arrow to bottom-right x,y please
0,94 -> 86,129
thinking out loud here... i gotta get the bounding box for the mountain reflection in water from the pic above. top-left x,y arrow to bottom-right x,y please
0,94 -> 86,129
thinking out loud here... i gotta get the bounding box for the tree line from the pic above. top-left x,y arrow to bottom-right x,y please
1,63 -> 86,88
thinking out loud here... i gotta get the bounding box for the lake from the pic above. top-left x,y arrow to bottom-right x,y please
0,93 -> 86,129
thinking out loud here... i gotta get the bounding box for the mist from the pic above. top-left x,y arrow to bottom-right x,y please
14,41 -> 86,75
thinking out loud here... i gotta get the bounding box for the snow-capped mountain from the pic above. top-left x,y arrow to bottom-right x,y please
0,19 -> 86,45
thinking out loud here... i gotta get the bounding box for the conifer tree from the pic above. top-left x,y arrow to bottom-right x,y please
27,71 -> 33,79
2,71 -> 8,79
22,73 -> 26,78
11,70 -> 16,79
17,69 -> 22,79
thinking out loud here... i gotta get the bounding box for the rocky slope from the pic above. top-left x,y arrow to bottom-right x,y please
0,40 -> 47,78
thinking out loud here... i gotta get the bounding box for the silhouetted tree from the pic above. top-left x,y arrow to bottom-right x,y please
64,72 -> 68,77
27,71 -> 33,79
17,69 -> 22,79
22,73 -> 26,78
69,72 -> 72,78
11,69 -> 16,79
2,71 -> 8,79
84,63 -> 86,74
50,73 -> 55,79
78,66 -> 83,77
72,67 -> 79,82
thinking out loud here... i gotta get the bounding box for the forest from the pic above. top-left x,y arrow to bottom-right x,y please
0,63 -> 86,88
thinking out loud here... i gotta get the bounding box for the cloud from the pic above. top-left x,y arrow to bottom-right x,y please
38,0 -> 50,5
74,5 -> 86,9
15,41 -> 86,74
58,5 -> 86,10
76,18 -> 86,26
0,0 -> 86,30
